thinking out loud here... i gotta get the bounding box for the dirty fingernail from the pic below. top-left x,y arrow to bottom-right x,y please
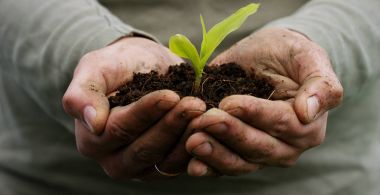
205,108 -> 222,116
83,106 -> 96,133
156,100 -> 177,110
307,96 -> 320,121
192,142 -> 212,157
206,123 -> 228,134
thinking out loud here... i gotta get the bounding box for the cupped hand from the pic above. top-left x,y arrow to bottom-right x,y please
62,37 -> 206,180
185,27 -> 343,176
63,37 -> 183,134
76,92 -> 206,180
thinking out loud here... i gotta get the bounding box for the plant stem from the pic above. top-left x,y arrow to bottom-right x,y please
193,74 -> 202,95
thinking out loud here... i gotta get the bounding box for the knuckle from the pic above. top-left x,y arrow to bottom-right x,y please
133,114 -> 152,127
62,93 -> 76,115
172,98 -> 205,120
131,145 -> 160,164
243,97 -> 260,113
320,78 -> 343,109
271,112 -> 292,136
161,113 -> 178,127
331,82 -> 344,103
246,103 -> 260,116
222,154 -> 242,175
244,149 -> 273,164
159,115 -> 183,137
240,137 -> 276,163
107,120 -> 134,143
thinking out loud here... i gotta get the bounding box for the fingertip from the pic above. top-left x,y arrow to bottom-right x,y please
187,158 -> 208,177
144,90 -> 180,110
188,158 -> 219,177
156,89 -> 181,102
219,95 -> 249,111
295,93 -> 320,124
64,85 -> 112,134
88,105 -> 110,135
83,106 -> 96,133
307,95 -> 320,121
218,95 -> 236,110
186,132 -> 208,154
209,49 -> 233,66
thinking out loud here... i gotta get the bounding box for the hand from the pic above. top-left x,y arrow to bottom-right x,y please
63,37 -> 206,180
76,92 -> 206,180
185,27 -> 343,176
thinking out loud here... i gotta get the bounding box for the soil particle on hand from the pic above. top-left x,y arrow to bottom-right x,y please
109,63 -> 274,109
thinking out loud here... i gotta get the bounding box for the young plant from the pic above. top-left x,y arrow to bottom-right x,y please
169,3 -> 260,91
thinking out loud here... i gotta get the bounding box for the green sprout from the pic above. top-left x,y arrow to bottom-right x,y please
169,3 -> 260,92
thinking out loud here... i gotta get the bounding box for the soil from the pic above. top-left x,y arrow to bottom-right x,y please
108,63 -> 274,109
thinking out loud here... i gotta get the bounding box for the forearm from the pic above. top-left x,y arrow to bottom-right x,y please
0,0 -> 151,129
266,0 -> 380,100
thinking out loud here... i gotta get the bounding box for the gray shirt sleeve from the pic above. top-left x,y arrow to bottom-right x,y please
266,0 -> 380,100
0,0 -> 152,130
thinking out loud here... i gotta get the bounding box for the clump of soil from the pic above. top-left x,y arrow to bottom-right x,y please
109,63 -> 274,109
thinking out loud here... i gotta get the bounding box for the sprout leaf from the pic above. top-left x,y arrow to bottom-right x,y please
169,3 -> 260,91
169,34 -> 202,75
200,3 -> 259,66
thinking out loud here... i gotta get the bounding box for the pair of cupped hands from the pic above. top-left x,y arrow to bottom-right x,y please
62,27 -> 343,181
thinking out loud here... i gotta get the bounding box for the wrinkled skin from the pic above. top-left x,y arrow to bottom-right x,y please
63,27 -> 343,180
185,27 -> 343,177
63,37 -> 206,180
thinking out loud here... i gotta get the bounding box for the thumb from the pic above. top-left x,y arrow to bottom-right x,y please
293,52 -> 343,124
62,62 -> 111,135
209,49 -> 233,66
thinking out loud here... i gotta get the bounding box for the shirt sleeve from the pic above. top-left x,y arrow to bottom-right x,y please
266,0 -> 380,101
0,0 -> 154,131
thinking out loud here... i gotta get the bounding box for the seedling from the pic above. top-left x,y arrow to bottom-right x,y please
169,3 -> 260,92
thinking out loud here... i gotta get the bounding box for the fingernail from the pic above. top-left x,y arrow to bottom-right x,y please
83,106 -> 96,133
192,142 -> 212,157
189,162 -> 208,177
204,108 -> 222,116
307,96 -> 320,121
198,165 -> 208,177
206,123 -> 228,134
156,100 -> 177,110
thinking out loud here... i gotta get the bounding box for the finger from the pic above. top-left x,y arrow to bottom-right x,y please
258,70 -> 299,100
220,95 -> 305,139
189,109 -> 301,166
187,158 -> 220,177
186,132 -> 260,176
62,71 -> 109,134
291,42 -> 343,123
209,49 -> 231,66
62,52 -> 133,135
100,97 -> 206,179
74,90 -> 180,158
154,127 -> 198,176
63,37 -> 185,135
210,42 -> 301,101
220,95 -> 327,149
140,97 -> 207,179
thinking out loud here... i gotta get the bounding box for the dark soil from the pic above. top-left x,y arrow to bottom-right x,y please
109,63 -> 274,109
